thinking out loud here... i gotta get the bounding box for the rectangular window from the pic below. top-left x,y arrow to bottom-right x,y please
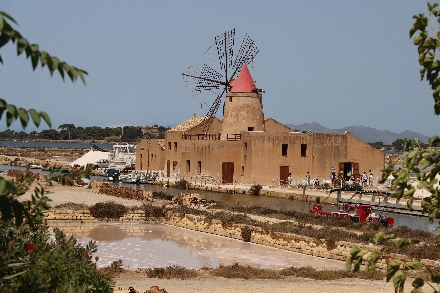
174,142 -> 177,151
301,144 -> 307,157
241,166 -> 244,175
244,142 -> 248,150
173,161 -> 178,171
168,142 -> 171,150
197,161 -> 201,173
186,160 -> 190,173
248,127 -> 254,131
282,144 -> 288,156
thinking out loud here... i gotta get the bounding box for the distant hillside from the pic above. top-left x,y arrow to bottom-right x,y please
285,122 -> 429,145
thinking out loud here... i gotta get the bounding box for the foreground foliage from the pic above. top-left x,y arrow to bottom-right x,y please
0,10 -> 114,293
347,3 -> 440,292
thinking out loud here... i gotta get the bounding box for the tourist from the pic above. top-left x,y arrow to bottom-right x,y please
369,170 -> 374,186
287,173 -> 292,187
306,171 -> 311,186
362,172 -> 368,187
331,167 -> 336,183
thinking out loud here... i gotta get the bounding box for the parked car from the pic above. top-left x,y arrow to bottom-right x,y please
102,169 -> 120,182
91,159 -> 109,169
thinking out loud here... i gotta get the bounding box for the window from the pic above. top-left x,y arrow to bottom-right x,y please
168,142 -> 171,150
301,144 -> 307,157
174,142 -> 177,151
197,161 -> 201,173
282,144 -> 288,156
173,161 -> 178,171
229,97 -> 232,102
248,127 -> 254,131
244,143 -> 248,150
186,160 -> 190,173
241,166 -> 244,175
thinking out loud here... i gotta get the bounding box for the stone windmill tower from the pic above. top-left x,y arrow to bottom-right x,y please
220,63 -> 265,140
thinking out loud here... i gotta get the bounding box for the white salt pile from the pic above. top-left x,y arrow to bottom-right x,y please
70,150 -> 110,167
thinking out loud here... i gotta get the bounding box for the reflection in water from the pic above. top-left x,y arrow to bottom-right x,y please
73,223 -> 345,270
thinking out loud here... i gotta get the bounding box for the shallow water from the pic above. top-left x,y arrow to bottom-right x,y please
1,164 -> 437,233
70,223 -> 346,270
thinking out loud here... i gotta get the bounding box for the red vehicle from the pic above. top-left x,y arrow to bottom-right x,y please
309,203 -> 394,227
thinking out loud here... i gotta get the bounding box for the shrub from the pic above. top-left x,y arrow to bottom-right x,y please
212,263 -> 280,279
141,266 -> 197,279
142,203 -> 166,218
241,225 -> 253,242
174,179 -> 189,190
89,201 -> 128,219
249,184 -> 262,195
151,191 -> 173,201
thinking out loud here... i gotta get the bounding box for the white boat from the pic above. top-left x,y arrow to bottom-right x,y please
107,143 -> 136,170
29,164 -> 42,169
119,172 -> 139,184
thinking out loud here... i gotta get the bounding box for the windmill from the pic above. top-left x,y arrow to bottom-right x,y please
182,29 -> 259,134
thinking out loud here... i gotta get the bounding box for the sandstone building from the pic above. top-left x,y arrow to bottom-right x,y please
136,64 -> 384,185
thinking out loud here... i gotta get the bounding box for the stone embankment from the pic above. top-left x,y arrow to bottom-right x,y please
44,182 -> 439,272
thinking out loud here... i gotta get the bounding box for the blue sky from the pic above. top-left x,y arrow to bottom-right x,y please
1,1 -> 439,137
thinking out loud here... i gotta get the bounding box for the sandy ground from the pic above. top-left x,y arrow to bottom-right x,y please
14,182 -> 410,293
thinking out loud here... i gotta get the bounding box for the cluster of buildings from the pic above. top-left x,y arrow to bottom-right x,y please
135,64 -> 384,185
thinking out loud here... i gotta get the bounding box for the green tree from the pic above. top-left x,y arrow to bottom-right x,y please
347,3 -> 440,292
0,11 -> 113,292
391,138 -> 406,151
58,123 -> 76,140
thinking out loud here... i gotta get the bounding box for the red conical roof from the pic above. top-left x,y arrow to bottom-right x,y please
230,63 -> 256,93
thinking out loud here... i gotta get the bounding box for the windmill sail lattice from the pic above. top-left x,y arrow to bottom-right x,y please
182,29 -> 258,134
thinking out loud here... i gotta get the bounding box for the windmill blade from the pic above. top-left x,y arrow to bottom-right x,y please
201,87 -> 226,133
215,29 -> 235,73
196,64 -> 225,90
231,34 -> 259,79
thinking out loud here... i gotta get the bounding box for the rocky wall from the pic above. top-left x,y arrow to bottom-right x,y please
164,211 -> 440,270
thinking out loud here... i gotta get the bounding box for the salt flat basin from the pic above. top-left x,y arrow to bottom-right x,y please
65,222 -> 345,270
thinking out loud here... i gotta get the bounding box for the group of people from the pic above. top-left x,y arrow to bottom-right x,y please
330,166 -> 374,187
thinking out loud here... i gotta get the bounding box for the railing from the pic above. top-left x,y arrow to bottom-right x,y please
226,134 -> 241,141
181,133 -> 221,140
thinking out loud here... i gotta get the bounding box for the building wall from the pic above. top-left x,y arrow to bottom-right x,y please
179,139 -> 243,183
135,139 -> 164,171
239,131 -> 384,185
264,118 -> 293,133
221,92 -> 264,140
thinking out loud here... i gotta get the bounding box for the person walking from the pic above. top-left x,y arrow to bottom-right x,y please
369,170 -> 374,186
362,172 -> 368,187
306,171 -> 311,186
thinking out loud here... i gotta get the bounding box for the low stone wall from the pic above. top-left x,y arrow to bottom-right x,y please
90,180 -> 152,201
164,211 -> 440,270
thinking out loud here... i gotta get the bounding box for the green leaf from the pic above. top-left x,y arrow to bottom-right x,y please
395,238 -> 412,250
412,277 -> 424,289
78,70 -> 87,85
372,231 -> 393,245
39,111 -> 51,127
0,11 -> 18,25
393,271 -> 407,293
17,37 -> 28,56
31,53 -> 39,70
28,109 -> 40,127
387,259 -> 400,282
17,108 -> 29,128
50,56 -> 59,75
432,273 -> 440,284
404,261 -> 422,271
0,33 -> 11,48
366,251 -> 381,275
